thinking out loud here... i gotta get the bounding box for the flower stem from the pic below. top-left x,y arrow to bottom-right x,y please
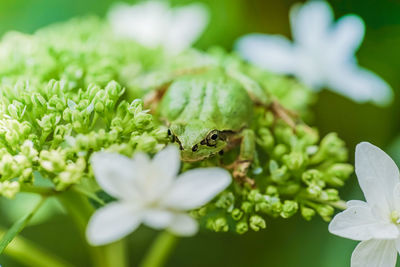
0,227 -> 74,267
102,239 -> 128,267
139,231 -> 179,267
57,190 -> 127,267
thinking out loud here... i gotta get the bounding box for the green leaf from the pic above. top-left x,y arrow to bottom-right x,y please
0,197 -> 46,254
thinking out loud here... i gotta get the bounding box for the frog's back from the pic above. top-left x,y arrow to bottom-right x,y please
158,76 -> 253,130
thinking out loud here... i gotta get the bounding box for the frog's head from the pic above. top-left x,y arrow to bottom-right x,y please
168,121 -> 228,162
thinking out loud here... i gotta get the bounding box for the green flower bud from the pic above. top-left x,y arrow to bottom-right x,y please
310,133 -> 347,164
241,201 -> 253,213
264,195 -> 282,214
325,163 -> 354,186
301,206 -> 316,221
236,221 -> 249,234
295,125 -> 319,145
0,154 -> 19,178
0,181 -> 20,199
249,215 -> 266,231
280,200 -> 298,218
302,169 -> 323,185
248,189 -> 263,203
255,202 -> 269,213
257,127 -> 274,150
283,151 -> 306,171
322,188 -> 340,201
272,144 -> 288,159
265,185 -> 278,196
208,217 -> 229,232
197,207 -> 207,217
275,125 -> 294,145
105,81 -> 122,98
231,208 -> 243,221
216,192 -> 235,211
39,150 -> 66,172
270,162 -> 289,184
277,182 -> 300,195
307,183 -> 323,197
316,204 -> 334,222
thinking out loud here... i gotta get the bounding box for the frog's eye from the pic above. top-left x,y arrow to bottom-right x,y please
206,130 -> 219,146
167,129 -> 176,143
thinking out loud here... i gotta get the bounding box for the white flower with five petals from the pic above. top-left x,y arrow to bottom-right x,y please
107,1 -> 209,54
86,145 -> 231,246
329,142 -> 400,267
235,1 -> 393,105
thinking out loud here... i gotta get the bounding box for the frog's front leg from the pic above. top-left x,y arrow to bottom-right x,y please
228,129 -> 256,187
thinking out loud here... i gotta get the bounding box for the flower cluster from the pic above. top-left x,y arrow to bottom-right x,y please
0,16 -> 351,238
0,77 -> 166,195
190,109 -> 352,234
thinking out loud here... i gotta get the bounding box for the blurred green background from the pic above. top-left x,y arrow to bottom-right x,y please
1,0 -> 400,266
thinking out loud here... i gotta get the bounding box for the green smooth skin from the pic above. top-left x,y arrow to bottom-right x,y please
157,73 -> 258,162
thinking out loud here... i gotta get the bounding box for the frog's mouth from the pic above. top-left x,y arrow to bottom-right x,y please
179,143 -> 223,162
180,153 -> 214,162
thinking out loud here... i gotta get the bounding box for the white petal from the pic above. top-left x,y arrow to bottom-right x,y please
329,205 -> 398,241
347,200 -> 368,208
355,142 -> 399,217
290,1 -> 333,47
328,65 -> 393,105
163,168 -> 231,210
86,202 -> 141,246
108,2 -> 169,47
142,209 -> 173,230
351,239 -> 397,267
91,152 -> 147,200
165,3 -> 209,54
235,34 -> 295,74
168,213 -> 199,236
329,15 -> 365,58
393,183 -> 400,213
395,237 -> 400,253
136,147 -> 181,203
152,145 -> 181,189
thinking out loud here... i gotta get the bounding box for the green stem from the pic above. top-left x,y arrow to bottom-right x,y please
57,190 -> 128,267
139,231 -> 179,267
19,185 -> 56,196
102,239 -> 128,267
0,227 -> 74,267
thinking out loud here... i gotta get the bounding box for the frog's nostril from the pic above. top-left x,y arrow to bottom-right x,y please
192,144 -> 198,152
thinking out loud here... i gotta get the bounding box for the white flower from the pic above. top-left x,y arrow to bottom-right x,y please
329,142 -> 400,267
235,1 -> 392,106
107,1 -> 209,54
86,145 -> 231,246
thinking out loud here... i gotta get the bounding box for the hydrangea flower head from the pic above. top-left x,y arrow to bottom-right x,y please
235,1 -> 393,105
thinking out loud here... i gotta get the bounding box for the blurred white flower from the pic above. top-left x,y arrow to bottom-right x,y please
86,145 -> 231,246
235,1 -> 393,106
329,142 -> 400,267
108,1 -> 209,54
